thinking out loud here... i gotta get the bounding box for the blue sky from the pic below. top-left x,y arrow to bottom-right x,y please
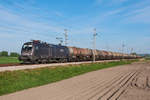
0,0 -> 150,54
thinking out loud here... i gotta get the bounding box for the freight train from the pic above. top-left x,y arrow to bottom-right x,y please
19,40 -> 139,63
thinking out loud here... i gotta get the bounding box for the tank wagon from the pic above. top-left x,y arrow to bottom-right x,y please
19,40 -> 139,63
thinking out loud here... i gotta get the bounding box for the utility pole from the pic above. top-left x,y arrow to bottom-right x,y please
131,48 -> 133,54
56,37 -> 63,45
106,43 -> 110,51
122,43 -> 125,59
122,43 -> 125,54
93,28 -> 98,62
64,29 -> 68,46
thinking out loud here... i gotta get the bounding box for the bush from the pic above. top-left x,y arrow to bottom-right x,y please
10,52 -> 20,57
0,51 -> 8,57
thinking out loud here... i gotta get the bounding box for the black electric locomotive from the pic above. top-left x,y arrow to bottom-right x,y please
19,40 -> 69,63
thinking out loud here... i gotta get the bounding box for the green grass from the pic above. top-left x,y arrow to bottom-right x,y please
144,57 -> 150,60
0,57 -> 21,64
0,60 -> 137,96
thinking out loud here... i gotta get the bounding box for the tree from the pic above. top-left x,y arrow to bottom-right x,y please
0,51 -> 8,56
10,52 -> 20,57
131,52 -> 137,55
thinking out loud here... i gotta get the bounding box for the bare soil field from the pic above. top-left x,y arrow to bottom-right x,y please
0,61 -> 150,100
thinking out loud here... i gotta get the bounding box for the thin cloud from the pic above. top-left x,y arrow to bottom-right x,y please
0,7 -> 65,34
94,0 -> 150,24
0,0 -> 149,53
96,0 -> 128,6
123,6 -> 150,23
54,11 -> 64,17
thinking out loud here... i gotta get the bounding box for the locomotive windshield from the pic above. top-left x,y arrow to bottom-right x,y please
22,44 -> 32,51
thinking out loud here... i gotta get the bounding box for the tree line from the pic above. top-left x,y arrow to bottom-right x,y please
0,51 -> 20,57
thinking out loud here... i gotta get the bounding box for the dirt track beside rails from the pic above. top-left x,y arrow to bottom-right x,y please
1,61 -> 150,100
0,60 -> 120,72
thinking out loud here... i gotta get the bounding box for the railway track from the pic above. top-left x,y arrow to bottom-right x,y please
0,60 -> 121,72
0,60 -> 114,67
0,63 -> 21,67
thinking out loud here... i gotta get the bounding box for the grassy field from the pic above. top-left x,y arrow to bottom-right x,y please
144,57 -> 150,60
0,60 -> 137,96
0,57 -> 21,64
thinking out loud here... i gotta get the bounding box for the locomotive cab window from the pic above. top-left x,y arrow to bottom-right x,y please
22,44 -> 32,51
35,46 -> 39,50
